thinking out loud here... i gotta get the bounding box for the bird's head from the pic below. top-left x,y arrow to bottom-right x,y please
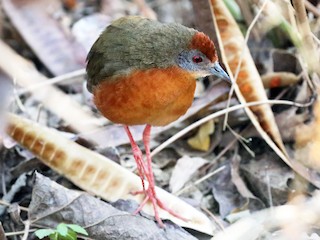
176,32 -> 230,81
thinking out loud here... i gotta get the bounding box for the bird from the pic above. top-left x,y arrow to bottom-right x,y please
86,16 -> 230,227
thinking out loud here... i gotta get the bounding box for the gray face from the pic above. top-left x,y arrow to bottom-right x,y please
176,50 -> 212,74
176,49 -> 231,81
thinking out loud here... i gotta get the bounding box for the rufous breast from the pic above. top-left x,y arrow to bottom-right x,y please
93,66 -> 196,126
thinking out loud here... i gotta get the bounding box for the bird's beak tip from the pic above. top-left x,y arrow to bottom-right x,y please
211,62 -> 231,83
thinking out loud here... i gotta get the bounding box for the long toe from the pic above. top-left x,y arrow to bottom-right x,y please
156,196 -> 188,221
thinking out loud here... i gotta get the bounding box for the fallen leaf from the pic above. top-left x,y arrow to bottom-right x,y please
240,153 -> 294,205
170,155 -> 208,193
187,120 -> 214,151
30,172 -> 197,240
210,162 -> 248,218
231,155 -> 261,201
209,0 -> 289,167
3,0 -> 85,75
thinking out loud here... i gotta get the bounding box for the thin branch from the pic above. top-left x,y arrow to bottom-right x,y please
174,165 -> 226,196
226,124 -> 255,157
5,229 -> 36,237
304,0 -> 320,17
0,199 -> 29,212
17,69 -> 86,95
21,220 -> 31,240
312,34 -> 320,46
201,206 -> 225,232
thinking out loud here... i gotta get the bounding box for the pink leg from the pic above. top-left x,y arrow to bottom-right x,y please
142,125 -> 163,226
124,126 -> 147,193
124,125 -> 188,227
143,125 -> 188,226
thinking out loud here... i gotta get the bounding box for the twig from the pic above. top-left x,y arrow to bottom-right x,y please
36,104 -> 43,123
13,80 -> 27,113
235,0 -> 260,39
21,220 -> 30,240
201,137 -> 238,175
312,33 -> 320,46
201,206 -> 225,232
265,166 -> 273,208
304,0 -> 320,17
286,0 -> 298,30
0,222 -> 7,240
226,124 -> 255,157
17,69 -> 86,95
174,165 -> 226,196
297,55 -> 317,95
4,229 -> 36,237
0,200 -> 29,212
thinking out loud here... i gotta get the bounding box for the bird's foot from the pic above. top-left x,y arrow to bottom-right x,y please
131,185 -> 188,228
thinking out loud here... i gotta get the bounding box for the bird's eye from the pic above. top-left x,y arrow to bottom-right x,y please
192,55 -> 203,63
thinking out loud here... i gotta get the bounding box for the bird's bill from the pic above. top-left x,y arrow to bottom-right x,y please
210,62 -> 231,82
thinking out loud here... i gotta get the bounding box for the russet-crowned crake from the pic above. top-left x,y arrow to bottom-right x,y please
86,16 -> 230,227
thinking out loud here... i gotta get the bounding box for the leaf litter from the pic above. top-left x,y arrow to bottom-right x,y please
1,0 -> 320,239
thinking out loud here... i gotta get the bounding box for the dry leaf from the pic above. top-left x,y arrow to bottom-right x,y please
210,163 -> 248,218
210,0 -> 287,157
3,0 -> 85,75
169,155 -> 208,193
30,172 -> 197,240
231,155 -> 261,201
187,120 -> 214,151
240,153 -> 294,205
